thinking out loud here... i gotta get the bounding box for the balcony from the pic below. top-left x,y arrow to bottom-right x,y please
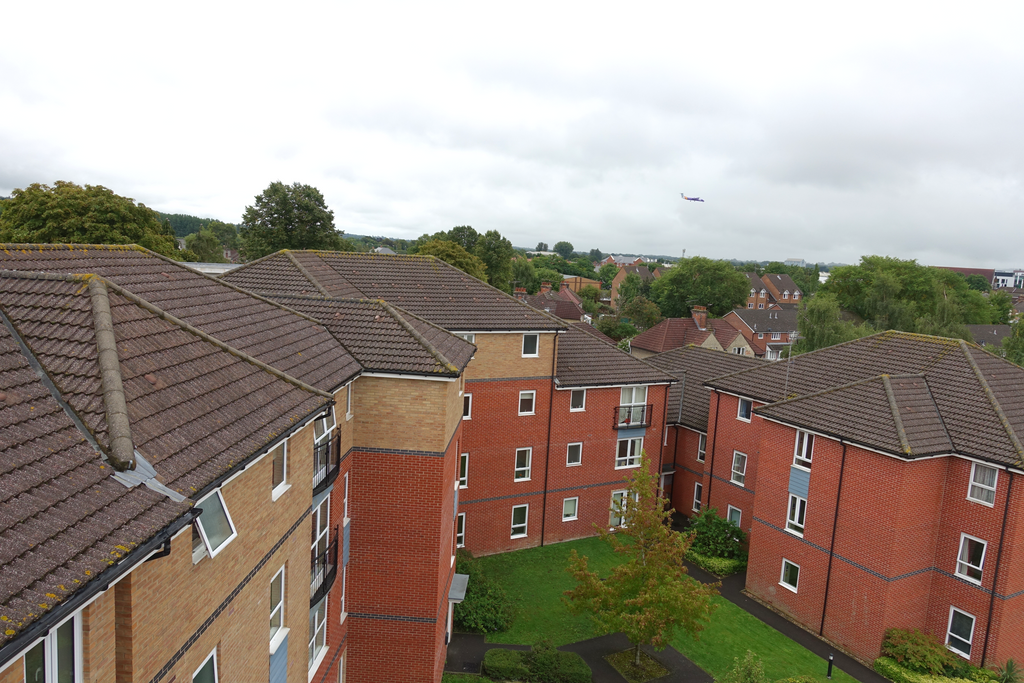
613,404 -> 653,430
310,527 -> 338,607
312,433 -> 340,496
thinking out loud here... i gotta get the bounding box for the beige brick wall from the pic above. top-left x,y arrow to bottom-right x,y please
335,383 -> 355,456
462,332 -> 556,381
351,376 -> 459,453
84,587 -> 116,682
0,657 -> 24,683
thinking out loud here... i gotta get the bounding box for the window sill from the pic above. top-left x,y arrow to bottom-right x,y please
456,542 -> 465,549
270,627 -> 290,655
730,478 -> 745,487
511,533 -> 527,539
792,463 -> 811,472
514,477 -> 531,482
966,496 -> 995,508
569,408 -> 585,413
566,461 -> 582,467
779,581 -> 798,594
309,646 -> 329,682
736,417 -> 752,423
272,483 -> 291,502
518,412 -> 536,417
459,483 -> 468,489
697,456 -> 706,463
522,354 -> 539,359
451,555 -> 455,567
562,516 -> 578,522
462,416 -> 471,421
955,573 -> 982,585
615,463 -> 641,470
785,528 -> 804,538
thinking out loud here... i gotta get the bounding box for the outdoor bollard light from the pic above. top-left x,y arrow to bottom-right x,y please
827,653 -> 834,679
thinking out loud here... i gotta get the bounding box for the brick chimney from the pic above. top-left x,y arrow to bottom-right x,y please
540,281 -> 552,293
514,287 -> 527,300
692,305 -> 707,330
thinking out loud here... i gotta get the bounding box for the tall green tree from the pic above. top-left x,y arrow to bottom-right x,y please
792,292 -> 873,354
535,241 -> 549,251
1001,323 -> 1024,368
206,220 -> 239,250
651,256 -> 749,317
511,256 -> 539,293
239,182 -> 351,260
553,241 -> 574,259
564,452 -> 719,666
621,296 -> 662,331
588,248 -> 603,262
447,225 -> 479,251
598,263 -> 619,289
990,291 -> 1014,325
965,273 -> 992,292
0,181 -> 179,257
184,229 -> 226,263
617,272 -> 643,310
417,239 -> 488,281
473,229 -> 515,292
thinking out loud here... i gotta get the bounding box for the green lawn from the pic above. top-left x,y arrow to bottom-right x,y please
473,538 -> 860,683
442,674 -> 494,683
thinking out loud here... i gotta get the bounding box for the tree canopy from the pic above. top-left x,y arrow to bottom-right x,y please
473,229 -> 515,292
616,272 -> 644,310
417,239 -> 488,281
535,241 -> 549,251
239,182 -> 352,259
1000,323 -> 1024,368
0,181 -> 180,257
651,256 -> 749,317
791,292 -> 873,355
184,229 -> 226,263
588,248 -> 603,262
620,296 -> 662,331
597,263 -> 619,289
553,241 -> 574,259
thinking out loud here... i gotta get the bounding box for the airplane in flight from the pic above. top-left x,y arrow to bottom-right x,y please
681,193 -> 704,202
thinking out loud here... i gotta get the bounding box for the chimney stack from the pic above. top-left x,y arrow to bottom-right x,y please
540,281 -> 552,293
692,305 -> 707,330
514,287 -> 527,300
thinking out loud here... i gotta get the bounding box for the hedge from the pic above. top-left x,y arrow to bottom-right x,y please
873,657 -> 995,683
483,649 -> 531,681
483,643 -> 591,683
685,549 -> 748,576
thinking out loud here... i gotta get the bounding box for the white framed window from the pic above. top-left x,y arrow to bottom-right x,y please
748,303 -> 754,308
787,495 -> 807,536
610,490 -> 639,527
727,505 -> 742,526
956,534 -> 986,584
730,451 -> 747,486
343,472 -> 350,520
271,441 -> 289,500
946,607 -> 975,658
309,597 -> 328,671
615,437 -> 643,469
783,291 -> 789,299
750,288 -> 756,295
457,333 -> 476,343
780,559 -> 800,592
463,394 -> 472,420
459,453 -> 469,488
794,431 -> 813,469
514,448 -> 532,480
193,646 -> 219,683
760,289 -> 766,297
24,613 -> 82,683
794,292 -> 800,300
193,490 -> 237,562
518,390 -> 536,415
758,303 -> 765,309
456,513 -> 466,547
270,567 -> 286,647
562,497 -> 579,521
697,433 -> 707,462
570,389 -> 586,411
737,398 -> 752,422
693,483 -> 703,512
566,442 -> 582,466
618,385 -> 648,425
758,332 -> 764,339
314,411 -> 335,448
771,332 -> 781,340
968,463 -> 997,506
511,504 -> 529,537
311,497 -> 330,593
522,334 -> 539,357
733,347 -> 745,355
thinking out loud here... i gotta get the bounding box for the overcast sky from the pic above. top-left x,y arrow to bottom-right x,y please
2,2 -> 1022,266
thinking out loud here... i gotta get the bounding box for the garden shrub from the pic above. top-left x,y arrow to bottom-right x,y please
874,656 -> 996,683
881,628 -> 959,675
483,649 -> 530,681
685,549 -> 748,576
689,507 -> 747,560
774,677 -> 818,683
454,550 -> 516,633
482,642 -> 591,683
717,650 -> 769,683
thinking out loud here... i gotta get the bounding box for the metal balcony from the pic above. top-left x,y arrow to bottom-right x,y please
312,433 -> 340,496
310,528 -> 338,607
613,404 -> 653,429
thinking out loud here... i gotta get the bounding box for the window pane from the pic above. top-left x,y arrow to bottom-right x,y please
636,386 -> 647,403
519,394 -> 533,413
567,444 -> 581,464
563,498 -> 577,518
523,335 -> 538,355
26,641 -> 44,683
272,445 -> 285,488
463,396 -> 471,417
512,506 -> 527,525
199,493 -> 234,552
314,418 -> 325,441
620,387 -> 630,404
193,655 -> 217,683
570,390 -> 585,409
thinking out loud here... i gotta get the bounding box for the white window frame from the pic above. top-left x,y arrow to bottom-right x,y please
693,482 -> 703,512
737,398 -> 753,422
345,383 -> 353,420
794,292 -> 800,300
522,334 -> 539,357
309,597 -> 328,674
311,497 -> 331,593
610,490 -> 639,528
771,332 -> 782,340
727,505 -> 742,527
457,333 -> 476,343
343,472 -> 350,520
786,494 -> 807,536
462,393 -> 472,420
456,512 -> 466,547
967,462 -> 997,506
193,489 -> 238,561
946,606 -> 975,658
518,390 -> 536,416
615,436 -> 643,469
23,612 -> 82,683
758,303 -> 765,309
733,347 -> 744,355
758,332 -> 764,339
314,411 -> 336,448
730,451 -> 747,486
617,385 -> 648,426
270,567 -> 286,653
514,448 -> 532,481
271,441 -> 289,501
783,291 -> 789,299
748,303 -> 754,308
459,453 -> 469,488
697,433 -> 707,462
570,389 -> 586,411
793,431 -> 813,470
562,497 -> 579,521
955,533 -> 987,584
193,646 -> 219,683
511,504 -> 529,538
566,442 -> 582,467
780,559 -> 800,593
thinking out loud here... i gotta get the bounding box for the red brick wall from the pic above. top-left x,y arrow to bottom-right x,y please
704,392 -> 761,534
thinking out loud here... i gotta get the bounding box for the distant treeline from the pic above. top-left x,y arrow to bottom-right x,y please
157,211 -> 238,238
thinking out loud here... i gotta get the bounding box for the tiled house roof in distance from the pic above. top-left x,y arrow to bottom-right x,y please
266,294 -> 475,377
555,325 -> 676,388
0,244 -> 362,391
222,250 -> 566,332
631,318 -> 712,353
521,290 -> 584,321
727,308 -> 799,333
571,321 -> 616,344
707,331 -> 1024,467
762,273 -> 801,296
644,345 -> 762,431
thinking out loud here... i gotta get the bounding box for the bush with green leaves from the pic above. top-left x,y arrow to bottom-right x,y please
874,656 -> 995,683
482,642 -> 591,683
689,507 -> 747,560
483,648 -> 531,680
453,550 -> 515,633
880,628 -> 959,675
685,550 -> 748,576
995,659 -> 1020,683
717,650 -> 768,683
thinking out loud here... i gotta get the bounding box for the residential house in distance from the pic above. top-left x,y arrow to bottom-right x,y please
723,308 -> 799,359
561,274 -> 602,293
629,307 -> 753,359
599,255 -> 645,267
966,325 -> 1012,349
760,273 -> 803,308
518,282 -> 585,321
744,272 -> 775,309
609,264 -> 657,309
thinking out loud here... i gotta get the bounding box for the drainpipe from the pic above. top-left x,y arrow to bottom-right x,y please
820,439 -> 848,635
981,470 -> 1013,667
540,333 -> 558,546
704,392 -> 722,508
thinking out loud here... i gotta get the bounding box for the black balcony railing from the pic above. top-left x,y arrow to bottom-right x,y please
310,528 -> 338,606
312,433 -> 340,496
613,404 -> 653,429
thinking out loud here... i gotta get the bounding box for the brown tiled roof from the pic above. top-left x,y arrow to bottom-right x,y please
708,331 -> 1024,466
222,250 -> 565,333
555,325 -> 676,389
522,291 -> 583,321
619,265 -> 654,282
966,325 -> 1012,347
572,321 -> 616,344
0,244 -> 361,391
745,272 -> 767,293
726,308 -> 799,333
631,318 -> 712,353
708,319 -> 741,346
643,345 -> 763,431
266,295 -> 475,377
763,273 -> 802,295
